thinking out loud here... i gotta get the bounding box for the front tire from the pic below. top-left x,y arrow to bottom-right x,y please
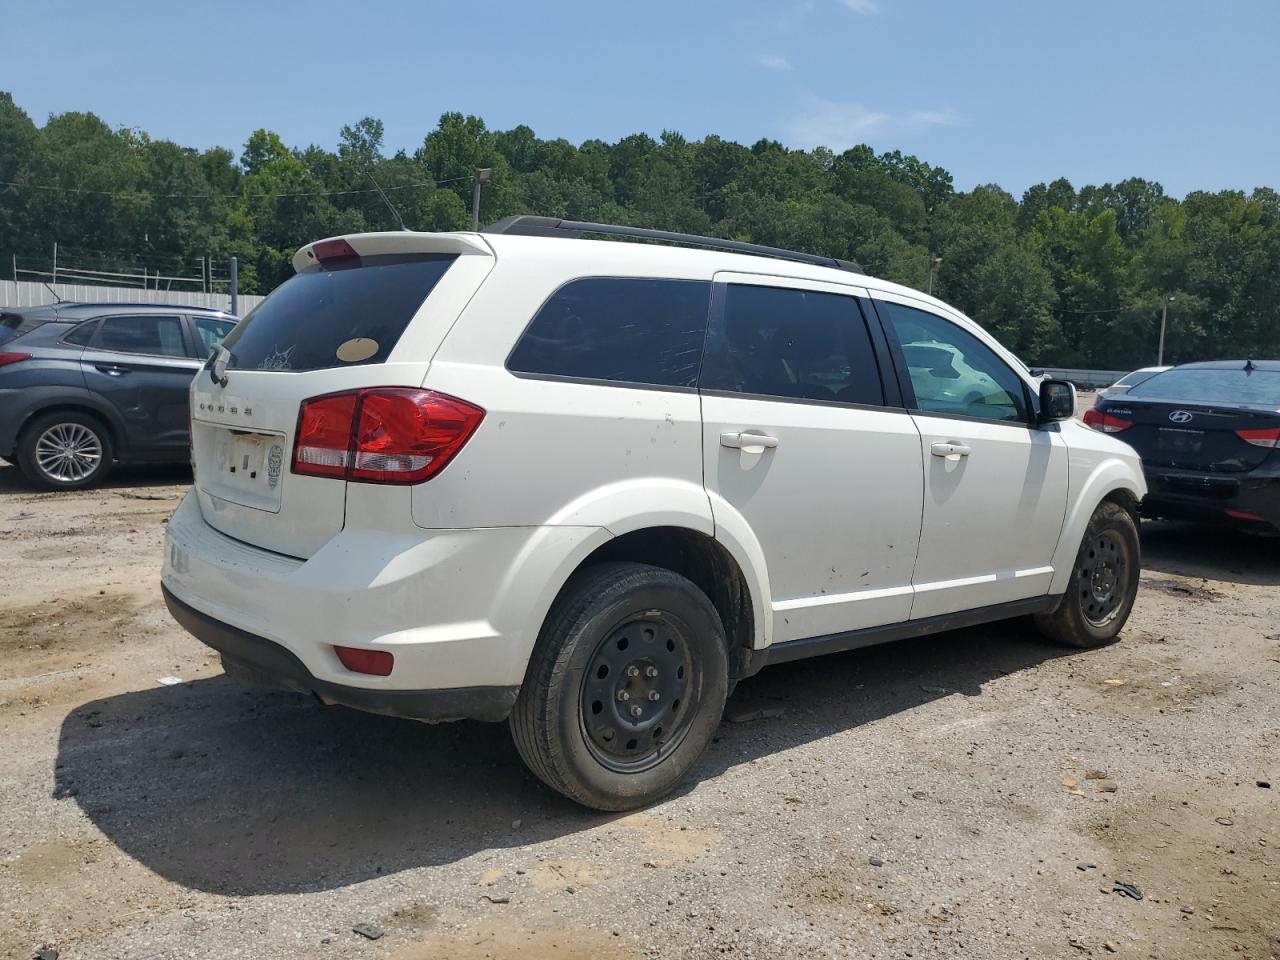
1035,501 -> 1140,648
510,562 -> 728,811
17,411 -> 114,490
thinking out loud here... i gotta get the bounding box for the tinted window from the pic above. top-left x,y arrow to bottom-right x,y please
700,284 -> 884,405
193,318 -> 236,358
222,254 -> 455,372
882,302 -> 1027,423
507,277 -> 710,388
95,315 -> 187,357
0,312 -> 45,348
1128,367 -> 1280,406
63,320 -> 98,346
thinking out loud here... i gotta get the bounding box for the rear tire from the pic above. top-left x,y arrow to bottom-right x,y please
17,411 -> 114,490
1035,501 -> 1140,648
510,561 -> 728,811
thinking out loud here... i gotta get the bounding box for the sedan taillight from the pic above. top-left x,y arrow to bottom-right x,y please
1236,427 -> 1280,449
292,388 -> 484,484
1082,408 -> 1133,433
0,352 -> 32,368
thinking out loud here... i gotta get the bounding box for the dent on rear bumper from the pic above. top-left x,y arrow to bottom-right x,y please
161,491 -> 602,693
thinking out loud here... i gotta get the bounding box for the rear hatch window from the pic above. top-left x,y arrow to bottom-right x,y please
220,254 -> 456,372
0,312 -> 46,348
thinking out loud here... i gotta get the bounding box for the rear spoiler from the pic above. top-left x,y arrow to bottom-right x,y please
292,232 -> 493,273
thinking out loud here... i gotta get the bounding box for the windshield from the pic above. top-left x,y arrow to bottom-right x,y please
1128,367 -> 1280,407
221,254 -> 456,372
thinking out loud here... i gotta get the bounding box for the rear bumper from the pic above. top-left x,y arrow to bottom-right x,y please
163,585 -> 517,722
161,490 -> 602,719
1141,464 -> 1280,531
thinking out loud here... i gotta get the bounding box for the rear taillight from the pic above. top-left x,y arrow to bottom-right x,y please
293,392 -> 360,479
0,352 -> 32,368
292,388 -> 484,485
1083,408 -> 1133,433
1235,427 -> 1280,449
334,645 -> 394,676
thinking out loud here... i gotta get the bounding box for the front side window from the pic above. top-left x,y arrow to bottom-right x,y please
95,315 -> 187,358
507,277 -> 711,388
881,302 -> 1027,423
700,283 -> 884,406
193,318 -> 236,358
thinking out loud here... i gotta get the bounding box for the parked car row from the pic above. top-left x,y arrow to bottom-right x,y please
0,302 -> 236,488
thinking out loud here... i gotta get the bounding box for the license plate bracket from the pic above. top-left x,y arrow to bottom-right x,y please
1157,428 -> 1204,454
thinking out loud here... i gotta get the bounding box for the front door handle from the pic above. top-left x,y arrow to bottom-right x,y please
95,363 -> 130,376
930,441 -> 972,461
721,431 -> 779,453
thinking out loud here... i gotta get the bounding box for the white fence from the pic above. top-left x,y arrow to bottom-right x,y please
0,280 -> 263,315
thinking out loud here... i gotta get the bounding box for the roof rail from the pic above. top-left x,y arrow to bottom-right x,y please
483,216 -> 863,274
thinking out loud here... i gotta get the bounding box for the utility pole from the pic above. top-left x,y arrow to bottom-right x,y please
229,256 -> 239,316
470,168 -> 492,232
1157,295 -> 1175,366
926,255 -> 942,296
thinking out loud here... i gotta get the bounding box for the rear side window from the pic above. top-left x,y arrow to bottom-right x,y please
63,321 -> 98,346
193,317 -> 236,358
95,315 -> 187,357
700,284 -> 884,405
507,277 -> 711,388
221,254 -> 456,372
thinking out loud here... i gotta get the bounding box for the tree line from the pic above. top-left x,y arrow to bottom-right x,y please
1,92 -> 1276,368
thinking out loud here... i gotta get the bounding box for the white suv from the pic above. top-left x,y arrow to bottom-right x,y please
162,218 -> 1147,810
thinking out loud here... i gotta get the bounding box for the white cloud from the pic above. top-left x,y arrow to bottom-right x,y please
786,99 -> 962,152
836,0 -> 879,13
759,53 -> 793,71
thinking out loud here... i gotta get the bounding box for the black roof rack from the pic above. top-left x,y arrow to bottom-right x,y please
483,216 -> 863,274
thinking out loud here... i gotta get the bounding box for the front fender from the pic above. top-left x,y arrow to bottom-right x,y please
1048,456 -> 1147,595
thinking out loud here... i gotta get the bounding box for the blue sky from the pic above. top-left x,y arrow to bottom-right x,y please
5,0 -> 1277,197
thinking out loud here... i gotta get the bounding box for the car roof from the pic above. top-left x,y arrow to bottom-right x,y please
4,302 -> 237,322
1173,360 -> 1280,372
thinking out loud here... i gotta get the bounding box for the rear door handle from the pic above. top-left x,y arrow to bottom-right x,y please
930,441 -> 972,461
95,363 -> 131,376
721,431 -> 779,452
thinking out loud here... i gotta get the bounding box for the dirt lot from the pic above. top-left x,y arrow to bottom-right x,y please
0,458 -> 1276,960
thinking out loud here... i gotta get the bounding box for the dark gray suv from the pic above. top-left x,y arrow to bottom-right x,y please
0,302 -> 237,489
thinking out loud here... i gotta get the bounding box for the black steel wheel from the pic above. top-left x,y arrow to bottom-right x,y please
510,561 -> 728,811
579,612 -> 700,773
1035,500 -> 1141,648
1078,529 -> 1130,627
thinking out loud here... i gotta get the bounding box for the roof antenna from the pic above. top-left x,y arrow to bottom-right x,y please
367,171 -> 409,232
1244,358 -> 1256,372
42,280 -> 67,304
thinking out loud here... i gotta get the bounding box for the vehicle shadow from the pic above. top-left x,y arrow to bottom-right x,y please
54,620 -> 1075,896
1140,519 -> 1279,587
0,460 -> 191,495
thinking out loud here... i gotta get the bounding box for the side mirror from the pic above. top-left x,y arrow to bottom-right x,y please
1039,379 -> 1076,423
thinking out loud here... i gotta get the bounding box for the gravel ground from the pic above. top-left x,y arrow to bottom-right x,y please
0,455 -> 1276,960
